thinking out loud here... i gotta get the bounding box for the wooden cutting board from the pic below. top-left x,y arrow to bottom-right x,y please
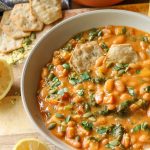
0,3 -> 149,150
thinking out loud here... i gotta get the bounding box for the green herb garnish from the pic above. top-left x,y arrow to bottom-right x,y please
81,121 -> 93,131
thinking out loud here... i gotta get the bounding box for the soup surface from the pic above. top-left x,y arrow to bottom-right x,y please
37,26 -> 150,150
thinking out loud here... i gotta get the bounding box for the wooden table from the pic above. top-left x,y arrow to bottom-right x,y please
0,3 -> 149,150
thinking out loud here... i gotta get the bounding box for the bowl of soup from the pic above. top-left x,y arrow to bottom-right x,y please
21,9 -> 150,150
73,0 -> 124,7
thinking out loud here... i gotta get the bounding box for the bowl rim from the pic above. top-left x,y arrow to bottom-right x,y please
21,9 -> 150,149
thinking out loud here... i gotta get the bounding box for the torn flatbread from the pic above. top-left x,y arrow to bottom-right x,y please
0,28 -> 23,54
10,3 -> 43,32
107,44 -> 139,64
70,41 -> 103,72
30,0 -> 62,25
1,11 -> 30,39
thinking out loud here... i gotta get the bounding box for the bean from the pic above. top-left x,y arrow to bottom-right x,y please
104,79 -> 114,93
88,82 -> 95,91
139,134 -> 149,143
143,93 -> 150,101
95,93 -> 103,104
107,104 -> 116,110
139,51 -> 147,60
115,80 -> 125,93
93,117 -> 106,126
103,94 -> 115,104
66,127 -> 76,139
130,104 -> 138,112
41,68 -> 48,79
133,143 -> 142,149
77,125 -> 90,136
40,87 -> 48,99
66,137 -> 81,148
101,139 -> 109,145
113,35 -> 126,44
140,41 -> 148,50
120,93 -> 132,101
72,96 -> 84,103
52,57 -> 61,65
48,122 -> 57,130
147,106 -> 150,117
68,121 -> 75,127
83,138 -> 90,148
55,65 -> 68,77
88,141 -> 99,150
129,63 -> 141,69
95,56 -> 105,67
121,133 -> 130,148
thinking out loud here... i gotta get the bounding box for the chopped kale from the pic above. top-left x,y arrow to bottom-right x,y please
132,122 -> 150,133
77,89 -> 84,96
88,137 -> 100,142
81,121 -> 93,131
73,32 -> 83,41
105,140 -> 120,149
127,87 -> 136,97
100,42 -> 109,52
51,77 -> 61,88
57,88 -> 68,96
80,72 -> 90,81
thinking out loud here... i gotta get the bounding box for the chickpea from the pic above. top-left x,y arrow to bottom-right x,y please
104,79 -> 114,93
88,82 -> 95,91
115,80 -> 125,93
121,133 -> 130,148
130,104 -> 138,112
77,125 -> 90,136
107,104 -> 116,110
83,138 -> 90,148
41,68 -> 48,79
102,28 -> 112,35
95,56 -> 105,67
113,35 -> 126,44
102,34 -> 113,39
66,127 -> 76,139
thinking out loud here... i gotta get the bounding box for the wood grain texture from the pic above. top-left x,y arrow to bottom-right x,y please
1,3 -> 149,150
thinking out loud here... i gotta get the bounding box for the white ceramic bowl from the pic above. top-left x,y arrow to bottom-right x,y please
21,9 -> 150,150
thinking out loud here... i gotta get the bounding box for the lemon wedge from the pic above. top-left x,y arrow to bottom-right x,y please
13,138 -> 49,150
0,58 -> 13,100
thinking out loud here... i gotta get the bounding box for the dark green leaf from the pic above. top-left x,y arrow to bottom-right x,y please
100,42 -> 109,52
80,72 -> 90,81
47,64 -> 54,71
141,36 -> 149,43
106,140 -> 120,149
97,127 -> 110,135
136,70 -> 141,74
81,121 -> 93,131
55,113 -> 64,118
51,77 -> 61,88
65,115 -> 71,123
122,27 -> 127,34
88,137 -> 100,142
63,63 -> 70,70
73,32 -> 83,41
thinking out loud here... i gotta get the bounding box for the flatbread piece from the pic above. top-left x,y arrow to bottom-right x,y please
0,28 -> 23,54
30,0 -> 62,25
107,44 -> 139,64
70,41 -> 103,72
10,3 -> 43,32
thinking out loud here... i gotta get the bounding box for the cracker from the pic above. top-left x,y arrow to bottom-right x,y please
0,28 -> 23,54
70,41 -> 103,72
107,44 -> 139,64
1,11 -> 31,39
10,3 -> 43,32
30,0 -> 62,25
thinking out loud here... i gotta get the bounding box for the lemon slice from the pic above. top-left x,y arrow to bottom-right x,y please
13,138 -> 50,150
0,58 -> 13,100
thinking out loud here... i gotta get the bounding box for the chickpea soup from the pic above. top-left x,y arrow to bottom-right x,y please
37,26 -> 150,150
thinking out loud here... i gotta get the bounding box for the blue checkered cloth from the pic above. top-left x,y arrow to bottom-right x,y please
0,0 -> 71,12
